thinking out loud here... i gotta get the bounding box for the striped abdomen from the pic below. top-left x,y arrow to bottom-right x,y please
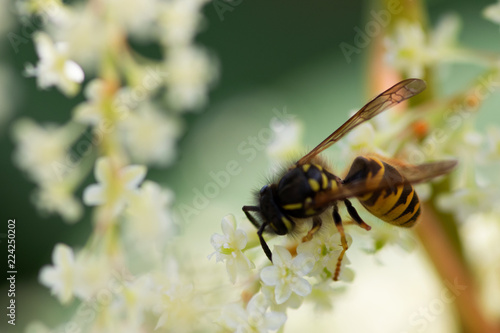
344,156 -> 420,227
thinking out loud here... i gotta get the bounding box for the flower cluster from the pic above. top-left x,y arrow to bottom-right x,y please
14,0 -> 218,331
210,214 -> 353,332
211,5 -> 500,331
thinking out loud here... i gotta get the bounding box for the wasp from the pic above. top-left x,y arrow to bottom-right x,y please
242,78 -> 457,280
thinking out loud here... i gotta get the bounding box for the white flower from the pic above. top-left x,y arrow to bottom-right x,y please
83,157 -> 147,216
484,1 -> 500,25
73,79 -> 115,125
385,21 -> 429,77
119,104 -> 183,166
266,118 -> 304,162
209,215 -> 255,283
51,5 -> 109,69
27,32 -> 84,96
104,0 -> 158,36
12,118 -> 71,183
429,14 -> 461,61
260,246 -> 314,304
385,17 -> 462,76
125,181 -> 175,246
297,232 -> 352,279
33,181 -> 83,223
72,252 -> 112,301
154,281 -> 205,332
461,213 -> 500,317
219,293 -> 287,333
164,46 -> 217,111
39,243 -> 76,304
437,186 -> 499,223
121,274 -> 159,328
158,0 -> 207,47
39,244 -> 113,304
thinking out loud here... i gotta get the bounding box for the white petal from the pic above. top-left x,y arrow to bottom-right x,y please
221,214 -> 236,236
226,261 -> 237,284
34,33 -> 54,60
64,60 -> 84,83
260,266 -> 279,286
83,184 -> 105,205
53,244 -> 74,266
272,246 -> 291,267
39,266 -> 57,286
210,233 -> 226,249
94,157 -> 112,183
234,229 -> 247,250
290,277 -> 312,297
122,164 -> 147,188
236,252 -> 255,270
292,254 -> 315,276
247,293 -> 268,313
275,283 -> 292,305
263,312 -> 287,330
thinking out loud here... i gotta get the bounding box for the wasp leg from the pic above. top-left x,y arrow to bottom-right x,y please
302,216 -> 323,242
243,205 -> 273,262
242,205 -> 261,228
257,222 -> 273,262
333,204 -> 348,281
344,199 -> 371,231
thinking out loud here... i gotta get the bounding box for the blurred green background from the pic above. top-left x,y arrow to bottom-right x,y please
1,0 -> 500,332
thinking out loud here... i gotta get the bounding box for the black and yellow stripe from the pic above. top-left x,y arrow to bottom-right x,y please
344,156 -> 420,228
278,163 -> 339,219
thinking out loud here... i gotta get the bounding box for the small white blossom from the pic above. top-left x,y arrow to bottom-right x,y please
83,157 -> 147,216
266,118 -> 304,162
105,0 -> 158,36
297,232 -> 352,279
385,17 -> 463,77
12,118 -> 70,183
51,6 -> 109,69
385,21 -> 429,77
154,281 -> 206,332
72,252 -> 112,301
119,104 -> 183,166
164,46 -> 217,111
461,213 -> 500,317
158,0 -> 207,47
39,244 -> 113,304
73,79 -> 113,125
209,215 -> 255,283
437,186 -> 499,223
484,1 -> 500,25
33,181 -> 83,223
124,181 -> 175,249
39,243 -> 76,304
27,32 -> 84,96
429,14 -> 461,61
260,246 -> 314,304
219,293 -> 287,333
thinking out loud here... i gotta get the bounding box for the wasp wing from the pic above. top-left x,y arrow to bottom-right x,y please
314,160 -> 457,206
297,79 -> 426,166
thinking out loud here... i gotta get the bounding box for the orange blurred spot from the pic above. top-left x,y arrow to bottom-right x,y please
464,93 -> 480,110
412,120 -> 429,140
241,289 -> 254,304
286,243 -> 298,257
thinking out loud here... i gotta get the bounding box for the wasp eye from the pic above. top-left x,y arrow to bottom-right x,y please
260,185 -> 268,194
